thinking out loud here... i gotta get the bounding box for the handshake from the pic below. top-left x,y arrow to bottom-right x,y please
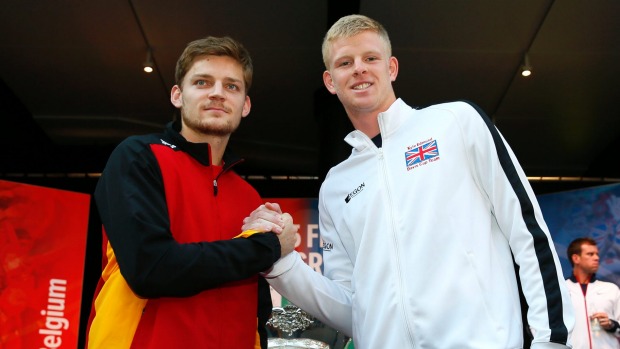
242,202 -> 298,258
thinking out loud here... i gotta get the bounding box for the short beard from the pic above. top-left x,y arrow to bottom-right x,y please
182,113 -> 240,137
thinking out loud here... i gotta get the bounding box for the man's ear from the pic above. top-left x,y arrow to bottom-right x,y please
389,56 -> 399,82
323,70 -> 337,95
571,253 -> 580,266
241,95 -> 251,117
170,85 -> 182,108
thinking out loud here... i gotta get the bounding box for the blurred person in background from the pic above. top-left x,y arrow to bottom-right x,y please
566,237 -> 620,349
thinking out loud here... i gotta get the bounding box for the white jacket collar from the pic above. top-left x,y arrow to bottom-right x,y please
344,98 -> 413,151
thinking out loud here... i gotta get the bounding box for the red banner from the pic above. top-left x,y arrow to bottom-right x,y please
0,179 -> 90,348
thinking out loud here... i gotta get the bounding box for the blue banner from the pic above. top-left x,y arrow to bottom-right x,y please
539,183 -> 620,284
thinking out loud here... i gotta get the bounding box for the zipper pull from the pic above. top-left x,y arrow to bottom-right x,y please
213,179 -> 218,196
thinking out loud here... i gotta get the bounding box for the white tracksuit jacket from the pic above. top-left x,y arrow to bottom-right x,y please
264,99 -> 574,348
566,276 -> 620,349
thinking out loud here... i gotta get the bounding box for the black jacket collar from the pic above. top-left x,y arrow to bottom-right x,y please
164,121 -> 243,169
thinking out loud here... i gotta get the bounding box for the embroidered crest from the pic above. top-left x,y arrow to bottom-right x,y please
405,138 -> 440,171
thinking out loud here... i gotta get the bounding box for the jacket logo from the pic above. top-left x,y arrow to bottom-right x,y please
160,139 -> 177,149
345,182 -> 365,203
405,138 -> 440,171
322,242 -> 333,251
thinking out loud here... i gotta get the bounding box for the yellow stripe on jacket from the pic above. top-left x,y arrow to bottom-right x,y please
234,229 -> 264,239
236,229 -> 267,349
88,242 -> 147,349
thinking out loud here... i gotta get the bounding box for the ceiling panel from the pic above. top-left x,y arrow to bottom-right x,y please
0,0 -> 619,184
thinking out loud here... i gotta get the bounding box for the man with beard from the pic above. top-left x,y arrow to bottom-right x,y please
86,36 -> 296,349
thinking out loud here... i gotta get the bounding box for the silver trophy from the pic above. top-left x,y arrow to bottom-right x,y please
267,304 -> 350,349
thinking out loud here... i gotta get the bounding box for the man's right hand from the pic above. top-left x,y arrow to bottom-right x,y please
243,202 -> 297,257
242,202 -> 284,234
279,213 -> 298,257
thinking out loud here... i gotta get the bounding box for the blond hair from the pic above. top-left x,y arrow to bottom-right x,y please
321,14 -> 392,69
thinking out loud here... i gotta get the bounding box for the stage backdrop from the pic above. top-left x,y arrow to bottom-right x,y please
538,183 -> 620,284
0,179 -> 90,349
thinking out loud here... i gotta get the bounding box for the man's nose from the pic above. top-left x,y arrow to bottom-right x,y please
353,59 -> 367,75
209,82 -> 225,99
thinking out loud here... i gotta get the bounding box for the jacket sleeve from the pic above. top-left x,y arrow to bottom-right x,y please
261,191 -> 354,337
459,101 -> 575,348
261,254 -> 354,337
95,137 -> 281,298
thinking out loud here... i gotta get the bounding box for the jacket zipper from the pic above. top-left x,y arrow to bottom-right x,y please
378,146 -> 416,348
213,158 -> 244,196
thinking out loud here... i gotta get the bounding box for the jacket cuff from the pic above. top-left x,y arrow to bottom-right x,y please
261,251 -> 299,278
605,319 -> 619,333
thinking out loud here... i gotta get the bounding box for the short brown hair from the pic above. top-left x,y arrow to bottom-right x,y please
566,237 -> 597,267
321,14 -> 392,69
174,36 -> 253,93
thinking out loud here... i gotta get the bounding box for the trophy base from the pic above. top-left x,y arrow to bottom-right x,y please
268,338 -> 330,348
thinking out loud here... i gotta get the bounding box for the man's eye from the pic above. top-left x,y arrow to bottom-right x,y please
196,80 -> 206,86
338,61 -> 350,67
227,84 -> 239,91
366,57 -> 377,62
